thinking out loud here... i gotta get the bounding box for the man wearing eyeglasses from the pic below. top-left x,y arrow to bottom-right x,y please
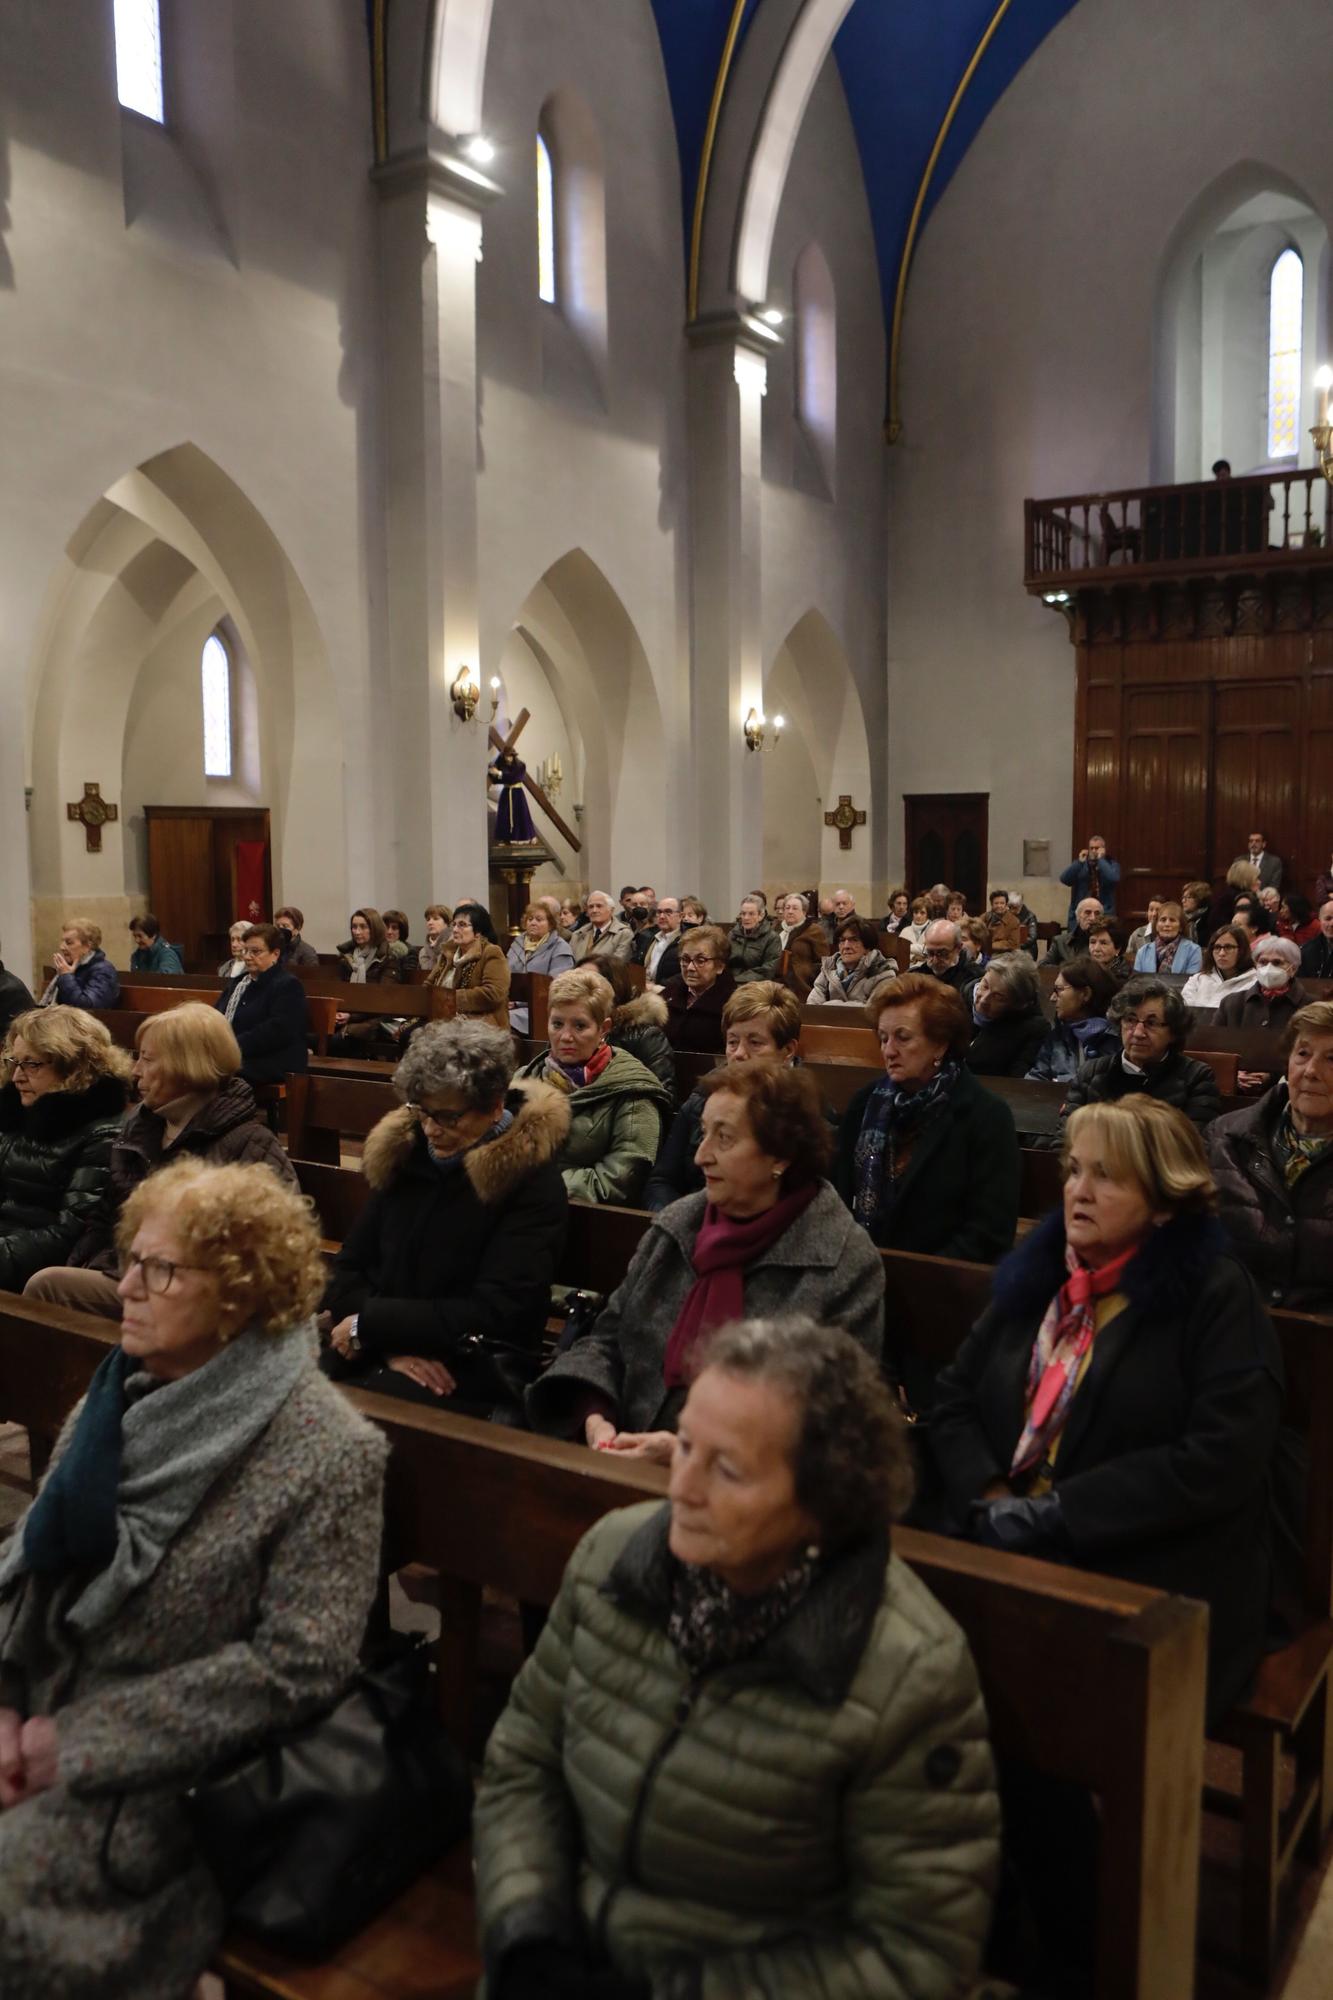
920,921 -> 973,994
212,923 -> 309,1085
634,897 -> 684,987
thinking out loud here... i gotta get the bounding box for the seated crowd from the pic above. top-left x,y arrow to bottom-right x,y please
0,844 -> 1330,1995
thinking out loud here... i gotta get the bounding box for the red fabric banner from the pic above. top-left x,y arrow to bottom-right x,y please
234,841 -> 268,925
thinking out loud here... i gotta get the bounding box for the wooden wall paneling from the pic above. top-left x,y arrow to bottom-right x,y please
1303,670 -> 1333,896
146,816 -> 214,968
1122,684 -> 1209,916
1212,682 -> 1300,884
1082,666 -> 1121,855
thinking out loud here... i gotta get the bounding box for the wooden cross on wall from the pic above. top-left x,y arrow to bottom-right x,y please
66,782 -> 119,853
488,708 -> 582,853
824,794 -> 866,851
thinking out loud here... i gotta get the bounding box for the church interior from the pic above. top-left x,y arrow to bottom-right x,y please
3,3 -> 1333,1996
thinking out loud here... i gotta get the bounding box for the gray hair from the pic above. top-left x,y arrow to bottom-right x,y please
692,1317 -> 914,1548
393,1019 -> 515,1108
1108,976 -> 1190,1046
1253,934 -> 1301,970
924,919 -> 961,949
980,951 -> 1040,1011
782,891 -> 809,916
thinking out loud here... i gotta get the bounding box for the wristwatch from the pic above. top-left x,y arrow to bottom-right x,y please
344,1315 -> 362,1358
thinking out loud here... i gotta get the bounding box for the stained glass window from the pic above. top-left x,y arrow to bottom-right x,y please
114,0 -> 164,123
202,634 -> 233,779
537,134 -> 556,304
1266,248 -> 1303,460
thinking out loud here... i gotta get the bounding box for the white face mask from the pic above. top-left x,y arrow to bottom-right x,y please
1255,961 -> 1289,989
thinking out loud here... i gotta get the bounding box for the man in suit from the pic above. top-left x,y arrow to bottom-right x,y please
1234,831 -> 1282,893
214,923 -> 309,1083
571,890 -> 633,964
1300,899 -> 1333,981
634,895 -> 683,986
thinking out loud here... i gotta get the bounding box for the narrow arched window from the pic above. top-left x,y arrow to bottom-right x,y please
201,634 -> 233,778
114,0 -> 164,122
536,133 -> 556,304
794,242 -> 837,495
1266,247 -> 1303,460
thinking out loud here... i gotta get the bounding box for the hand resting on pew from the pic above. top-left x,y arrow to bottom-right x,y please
593,1426 -> 675,1464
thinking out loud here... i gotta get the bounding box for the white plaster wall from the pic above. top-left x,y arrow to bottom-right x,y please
0,0 -> 381,984
889,0 -> 1333,904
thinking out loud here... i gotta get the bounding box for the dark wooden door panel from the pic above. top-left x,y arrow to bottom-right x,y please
1122,687 -> 1208,912
904,795 -> 989,908
1213,681 -> 1300,877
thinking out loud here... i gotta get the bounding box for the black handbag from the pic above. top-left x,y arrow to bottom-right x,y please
182,1638 -> 472,1956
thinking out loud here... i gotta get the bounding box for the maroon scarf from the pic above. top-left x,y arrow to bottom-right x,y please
663,1182 -> 819,1387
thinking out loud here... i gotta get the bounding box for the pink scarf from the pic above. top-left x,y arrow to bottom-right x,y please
663,1182 -> 819,1388
1009,1240 -> 1138,1480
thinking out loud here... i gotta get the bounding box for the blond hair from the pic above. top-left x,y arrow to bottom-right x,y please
117,1158 -> 325,1337
679,924 -> 729,964
547,966 -> 615,1021
4,1008 -> 131,1092
1063,1098 -> 1215,1215
722,980 -> 802,1047
1285,1001 -> 1333,1059
135,1003 -> 242,1092
63,918 -> 102,951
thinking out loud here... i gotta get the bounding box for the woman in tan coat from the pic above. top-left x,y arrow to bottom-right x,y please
426,901 -> 511,1031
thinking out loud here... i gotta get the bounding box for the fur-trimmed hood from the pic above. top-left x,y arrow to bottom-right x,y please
992,1205 -> 1232,1323
0,1071 -> 128,1139
613,991 -> 667,1033
360,1075 -> 570,1202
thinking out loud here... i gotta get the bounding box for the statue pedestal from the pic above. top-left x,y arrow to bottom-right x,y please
490,841 -> 555,936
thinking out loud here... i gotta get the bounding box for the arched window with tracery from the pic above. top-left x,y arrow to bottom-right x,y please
201,632 -> 233,779
1266,246 -> 1303,460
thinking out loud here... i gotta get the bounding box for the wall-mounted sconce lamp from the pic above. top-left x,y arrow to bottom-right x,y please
489,675 -> 502,720
743,707 -> 785,754
451,664 -> 479,721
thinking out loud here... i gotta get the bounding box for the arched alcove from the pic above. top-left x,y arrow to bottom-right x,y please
761,606 -> 872,903
536,89 -> 608,403
26,443 -> 343,952
793,239 -> 837,496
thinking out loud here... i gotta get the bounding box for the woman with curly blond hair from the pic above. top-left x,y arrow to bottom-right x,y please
0,1008 -> 130,1291
0,1157 -> 388,1999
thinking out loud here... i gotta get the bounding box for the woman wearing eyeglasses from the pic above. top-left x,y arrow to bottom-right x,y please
661,925 -> 737,1055
0,1009 -> 129,1293
322,1020 -> 570,1414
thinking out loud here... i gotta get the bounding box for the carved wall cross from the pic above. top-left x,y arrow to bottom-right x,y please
66,782 -> 119,853
823,794 -> 866,851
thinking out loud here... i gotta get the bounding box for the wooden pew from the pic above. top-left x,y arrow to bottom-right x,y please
0,1294 -> 1208,2000
116,980 -> 340,1058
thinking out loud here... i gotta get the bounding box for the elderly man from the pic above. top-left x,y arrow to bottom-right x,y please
571,891 -> 633,964
1046,896 -> 1104,966
822,887 -> 858,947
635,895 -> 684,985
921,920 -> 973,993
1059,834 -> 1120,920
1300,899 -> 1333,981
1233,831 -> 1282,893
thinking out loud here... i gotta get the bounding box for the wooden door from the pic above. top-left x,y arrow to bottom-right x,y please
1121,687 -> 1209,919
1212,681 -> 1301,888
904,794 -> 989,907
146,807 -> 272,971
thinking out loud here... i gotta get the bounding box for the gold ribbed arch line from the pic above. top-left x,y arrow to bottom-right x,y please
687,0 -> 751,323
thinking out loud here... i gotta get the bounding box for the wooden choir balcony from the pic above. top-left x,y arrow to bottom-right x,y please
1025,466 -> 1333,594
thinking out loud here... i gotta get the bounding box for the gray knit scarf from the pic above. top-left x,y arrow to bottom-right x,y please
0,1321 -> 316,1634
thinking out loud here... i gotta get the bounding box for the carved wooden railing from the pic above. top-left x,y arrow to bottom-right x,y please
1025,466 -> 1333,590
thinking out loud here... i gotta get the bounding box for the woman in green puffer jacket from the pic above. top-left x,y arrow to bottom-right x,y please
475,1317 -> 1000,2000
0,1008 -> 129,1291
516,967 -> 673,1207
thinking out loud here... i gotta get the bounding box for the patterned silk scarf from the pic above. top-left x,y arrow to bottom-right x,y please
1008,1240 -> 1139,1480
851,1061 -> 960,1235
1273,1100 -> 1333,1190
667,1551 -> 818,1675
542,1041 -> 614,1092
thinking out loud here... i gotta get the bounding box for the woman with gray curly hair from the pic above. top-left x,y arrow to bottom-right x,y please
323,1019 -> 571,1413
476,1315 -> 1000,2000
965,951 -> 1049,1078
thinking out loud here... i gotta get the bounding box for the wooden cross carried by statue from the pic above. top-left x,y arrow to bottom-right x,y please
488,709 -> 582,854
67,782 -> 119,853
823,795 -> 866,851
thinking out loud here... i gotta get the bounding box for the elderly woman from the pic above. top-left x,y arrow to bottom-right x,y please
901,896 -> 932,965
1025,957 -> 1120,1083
1279,893 -> 1319,947
809,918 -> 896,1004
835,974 -> 1020,1265
661,924 -> 737,1055
216,922 -> 311,1082
884,887 -> 912,932
323,1022 -> 570,1413
0,1010 -> 129,1292
1181,924 -> 1256,1010
1220,858 -> 1261,925
646,982 -> 800,1211
1085,921 -> 1130,983
127,913 -> 183,974
776,890 -> 827,1000
680,896 -> 708,929
1208,1002 -> 1333,1310
965,951 -> 1047,1076
728,895 -> 782,985
507,902 -> 575,1033
479,1319 -> 999,1999
425,901 -> 511,1031
1181,880 -> 1213,945
1132,899 -> 1202,976
558,896 -> 585,935
42,920 -> 120,1010
601,958 -> 677,1100
274,905 -> 320,969
528,1065 -> 884,1455
1218,934 -> 1307,1034
931,1098 -> 1282,1719
1063,976 -> 1222,1130
218,919 -> 250,980
25,1003 -> 296,1318
515,967 -> 671,1205
0,1158 -> 387,1999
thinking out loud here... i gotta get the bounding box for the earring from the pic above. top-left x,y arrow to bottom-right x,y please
805,1542 -> 821,1562
772,1167 -> 783,1179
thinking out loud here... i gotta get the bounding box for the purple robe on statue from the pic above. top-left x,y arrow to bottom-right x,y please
492,754 -> 537,843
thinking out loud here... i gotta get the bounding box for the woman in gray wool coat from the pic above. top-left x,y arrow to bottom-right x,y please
0,1157 -> 387,2000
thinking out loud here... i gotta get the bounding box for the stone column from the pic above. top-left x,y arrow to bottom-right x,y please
687,316 -> 779,917
376,149 -> 499,913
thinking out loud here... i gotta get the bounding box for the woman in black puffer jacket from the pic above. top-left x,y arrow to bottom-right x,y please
0,1008 -> 129,1291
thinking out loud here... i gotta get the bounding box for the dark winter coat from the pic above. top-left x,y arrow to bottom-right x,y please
1300,933 -> 1333,980
661,969 -> 737,1055
929,1211 -> 1283,1718
632,928 -> 681,986
965,1002 -> 1049,1078
1062,1046 -> 1222,1129
0,963 -> 36,1039
1216,980 -> 1310,1038
323,1079 -> 570,1413
214,961 -> 309,1083
53,950 -> 120,1009
780,919 -> 829,1000
1025,1018 -> 1118,1085
129,939 -> 184,974
926,958 -> 973,994
69,1076 -> 296,1274
608,991 -> 677,1104
643,1086 -> 708,1212
728,917 -> 782,985
0,1074 -> 127,1291
279,933 -> 321,970
526,1182 -> 884,1438
1044,925 -> 1102,968
1207,1085 -> 1333,1311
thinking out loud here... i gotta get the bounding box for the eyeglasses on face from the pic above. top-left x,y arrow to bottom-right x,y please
4,1056 -> 51,1076
408,1101 -> 470,1132
679,954 -> 716,969
119,1251 -> 209,1295
1120,1014 -> 1168,1032
923,947 -> 955,961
